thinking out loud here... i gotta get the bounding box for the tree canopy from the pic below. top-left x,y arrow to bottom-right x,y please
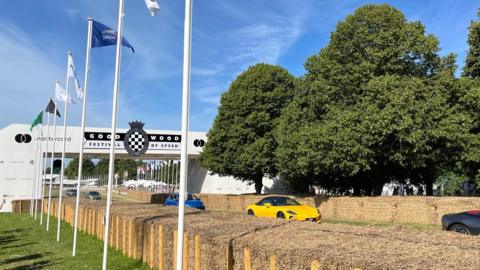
200,63 -> 295,194
64,158 -> 96,179
463,10 -> 480,78
275,4 -> 469,195
200,4 -> 480,195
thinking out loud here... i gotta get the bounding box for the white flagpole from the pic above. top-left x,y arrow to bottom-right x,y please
166,160 -> 169,186
169,161 -> 172,188
176,0 -> 193,269
176,161 -> 179,190
30,127 -> 39,217
170,160 -> 174,188
73,17 -> 93,257
40,109 -> 51,225
102,1 -> 124,268
47,93 -> 59,231
34,123 -> 44,220
57,51 -> 72,242
162,161 -> 165,184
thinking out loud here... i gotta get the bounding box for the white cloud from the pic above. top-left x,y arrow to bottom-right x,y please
0,0 -> 313,132
188,1 -> 311,130
227,20 -> 303,64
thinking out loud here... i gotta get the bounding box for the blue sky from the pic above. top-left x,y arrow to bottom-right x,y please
0,0 -> 479,132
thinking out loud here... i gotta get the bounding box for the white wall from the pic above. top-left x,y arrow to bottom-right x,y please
0,124 -> 37,212
187,159 -> 288,195
0,123 -> 289,212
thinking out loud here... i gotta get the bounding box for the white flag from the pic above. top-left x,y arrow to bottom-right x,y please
55,81 -> 74,104
144,0 -> 160,16
67,54 -> 83,99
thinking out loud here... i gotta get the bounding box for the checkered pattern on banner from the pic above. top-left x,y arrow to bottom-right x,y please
128,131 -> 146,152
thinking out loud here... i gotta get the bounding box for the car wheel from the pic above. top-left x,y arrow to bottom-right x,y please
448,224 -> 471,235
247,209 -> 254,216
276,212 -> 285,219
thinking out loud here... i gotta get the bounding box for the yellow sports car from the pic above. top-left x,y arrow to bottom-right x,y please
246,196 -> 321,222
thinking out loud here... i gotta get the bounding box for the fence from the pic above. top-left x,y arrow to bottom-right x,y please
12,199 -> 356,270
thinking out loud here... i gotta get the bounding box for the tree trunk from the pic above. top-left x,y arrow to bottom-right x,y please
372,184 -> 382,196
353,186 -> 361,196
425,179 -> 433,196
254,179 -> 263,195
364,185 -> 373,196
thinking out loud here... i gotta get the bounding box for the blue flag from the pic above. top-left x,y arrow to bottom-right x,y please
91,20 -> 135,53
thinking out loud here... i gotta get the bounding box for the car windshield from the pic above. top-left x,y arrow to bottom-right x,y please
89,192 -> 99,195
171,194 -> 198,201
187,194 -> 199,200
270,197 -> 300,206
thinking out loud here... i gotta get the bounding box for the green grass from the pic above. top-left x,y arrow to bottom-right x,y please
322,218 -> 441,231
0,213 -> 149,270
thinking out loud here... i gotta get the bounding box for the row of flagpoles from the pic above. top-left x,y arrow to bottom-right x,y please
27,0 -> 194,269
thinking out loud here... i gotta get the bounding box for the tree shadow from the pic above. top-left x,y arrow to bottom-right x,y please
6,259 -> 57,270
1,242 -> 38,249
313,195 -> 332,207
1,253 -> 51,265
0,228 -> 28,234
0,235 -> 21,246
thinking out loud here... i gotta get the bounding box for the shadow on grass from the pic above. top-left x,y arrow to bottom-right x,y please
0,235 -> 22,246
0,228 -> 29,234
1,242 -> 39,250
1,253 -> 52,265
5,259 -> 57,270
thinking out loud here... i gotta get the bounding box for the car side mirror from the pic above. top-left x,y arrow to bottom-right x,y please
264,203 -> 271,207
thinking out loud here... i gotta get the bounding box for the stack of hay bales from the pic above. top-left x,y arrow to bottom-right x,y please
434,197 -> 480,224
315,196 -> 480,225
397,197 -> 435,224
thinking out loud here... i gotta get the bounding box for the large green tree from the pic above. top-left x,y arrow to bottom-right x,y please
94,159 -> 139,179
459,78 -> 480,186
460,11 -> 480,187
276,4 -> 467,195
64,158 -> 96,179
94,159 -> 110,175
200,63 -> 295,194
117,159 -> 139,180
463,10 -> 480,78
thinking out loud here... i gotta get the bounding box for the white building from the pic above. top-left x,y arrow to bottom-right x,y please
0,123 -> 283,212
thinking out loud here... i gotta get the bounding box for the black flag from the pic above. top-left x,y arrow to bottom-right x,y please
45,98 -> 61,117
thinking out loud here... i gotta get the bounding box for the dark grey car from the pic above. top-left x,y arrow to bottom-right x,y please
65,189 -> 77,197
86,191 -> 101,200
441,210 -> 480,235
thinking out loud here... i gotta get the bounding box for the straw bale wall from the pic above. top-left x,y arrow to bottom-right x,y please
10,199 -> 480,270
15,194 -> 480,226
119,189 -> 169,203
196,194 -> 480,225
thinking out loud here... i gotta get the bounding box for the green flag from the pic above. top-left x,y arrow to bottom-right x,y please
30,111 -> 43,131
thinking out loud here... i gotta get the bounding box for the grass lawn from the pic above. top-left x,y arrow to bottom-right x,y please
0,213 -> 150,270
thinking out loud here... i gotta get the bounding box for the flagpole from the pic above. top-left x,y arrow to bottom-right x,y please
176,0 -> 193,269
57,52 -> 72,242
47,94 -> 59,231
102,0 -> 125,268
171,161 -> 173,189
176,161 -> 179,190
40,109 -> 51,225
73,17 -> 93,257
30,127 -> 39,217
34,124 -> 43,220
